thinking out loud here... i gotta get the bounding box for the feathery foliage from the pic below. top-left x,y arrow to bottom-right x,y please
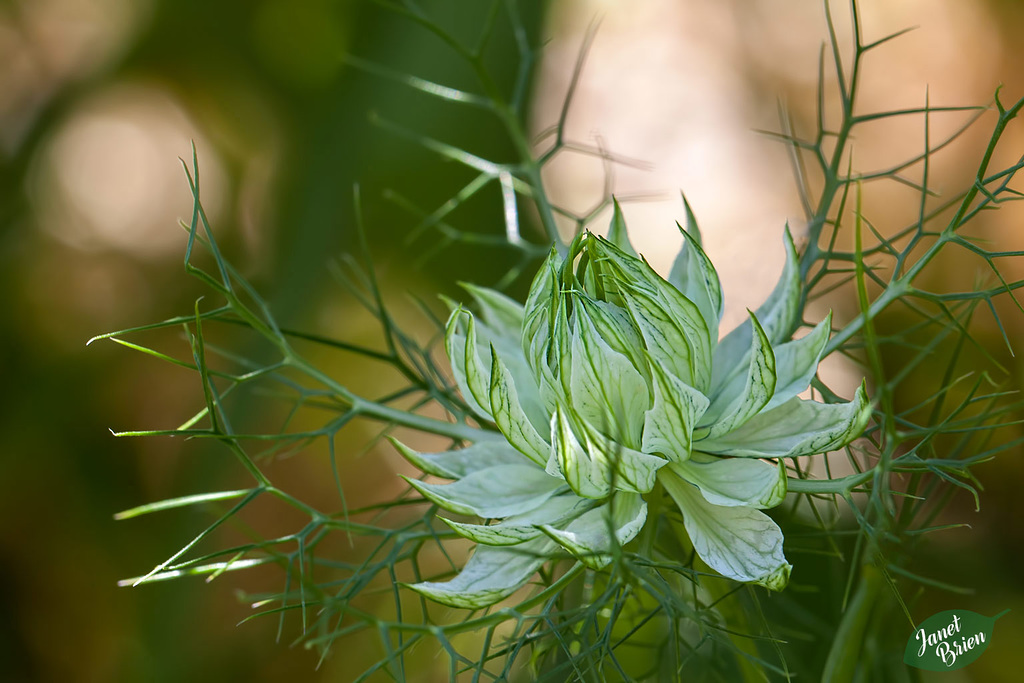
99,1 -> 1024,680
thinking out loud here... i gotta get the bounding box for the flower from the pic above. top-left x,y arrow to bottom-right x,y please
392,209 -> 870,609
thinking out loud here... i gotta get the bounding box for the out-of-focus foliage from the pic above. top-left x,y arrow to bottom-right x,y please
0,1 -> 544,680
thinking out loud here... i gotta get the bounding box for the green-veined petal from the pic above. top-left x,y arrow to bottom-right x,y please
574,294 -> 649,383
406,537 -> 555,609
389,436 -> 526,480
568,308 -> 649,447
462,313 -> 493,416
490,351 -> 551,467
596,237 -> 713,391
698,383 -> 871,458
763,311 -> 832,411
641,359 -> 710,463
661,468 -> 791,590
669,215 -> 723,342
443,494 -> 594,546
539,493 -> 647,569
579,417 -> 667,494
607,199 -> 640,257
712,227 -> 800,388
619,282 -> 696,390
669,455 -> 787,509
460,282 -> 524,340
551,406 -> 609,498
402,463 -> 563,518
445,308 -> 492,421
698,312 -> 776,438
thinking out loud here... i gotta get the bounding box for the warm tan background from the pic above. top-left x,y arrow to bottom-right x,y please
2,0 -> 1022,680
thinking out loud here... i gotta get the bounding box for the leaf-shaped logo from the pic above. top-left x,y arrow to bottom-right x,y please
904,609 -> 1009,671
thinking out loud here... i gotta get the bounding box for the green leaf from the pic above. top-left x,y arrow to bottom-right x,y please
697,383 -> 871,458
539,493 -> 647,569
641,359 -> 710,463
402,463 -> 563,518
698,312 -> 776,439
904,609 -> 1009,672
669,455 -> 787,509
114,489 -> 254,520
764,311 -> 832,411
388,436 -> 526,480
489,351 -> 551,467
406,537 -> 555,609
661,468 -> 791,590
443,494 -> 593,546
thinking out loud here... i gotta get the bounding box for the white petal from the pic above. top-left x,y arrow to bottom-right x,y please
443,494 -> 594,546
489,353 -> 551,467
764,311 -> 832,411
406,537 -> 555,609
661,469 -> 791,590
669,455 -> 787,509
402,463 -> 563,518
389,436 -> 526,480
539,493 -> 647,569
669,211 -> 723,343
445,309 -> 492,421
712,227 -> 800,389
698,383 -> 871,458
698,311 -> 776,438
642,360 -> 710,463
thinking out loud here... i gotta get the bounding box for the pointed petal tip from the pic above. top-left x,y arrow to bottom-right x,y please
403,580 -> 501,610
758,562 -> 792,592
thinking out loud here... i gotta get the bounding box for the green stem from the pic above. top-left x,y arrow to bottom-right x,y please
500,105 -> 566,251
787,471 -> 873,495
288,356 -> 487,442
821,563 -> 885,683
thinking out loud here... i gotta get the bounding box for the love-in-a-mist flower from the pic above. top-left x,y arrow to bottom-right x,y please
392,209 -> 870,609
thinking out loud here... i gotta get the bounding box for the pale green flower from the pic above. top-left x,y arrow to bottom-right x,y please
394,210 -> 870,609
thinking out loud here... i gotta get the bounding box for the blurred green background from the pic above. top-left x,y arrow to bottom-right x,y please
2,0 -> 1024,680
